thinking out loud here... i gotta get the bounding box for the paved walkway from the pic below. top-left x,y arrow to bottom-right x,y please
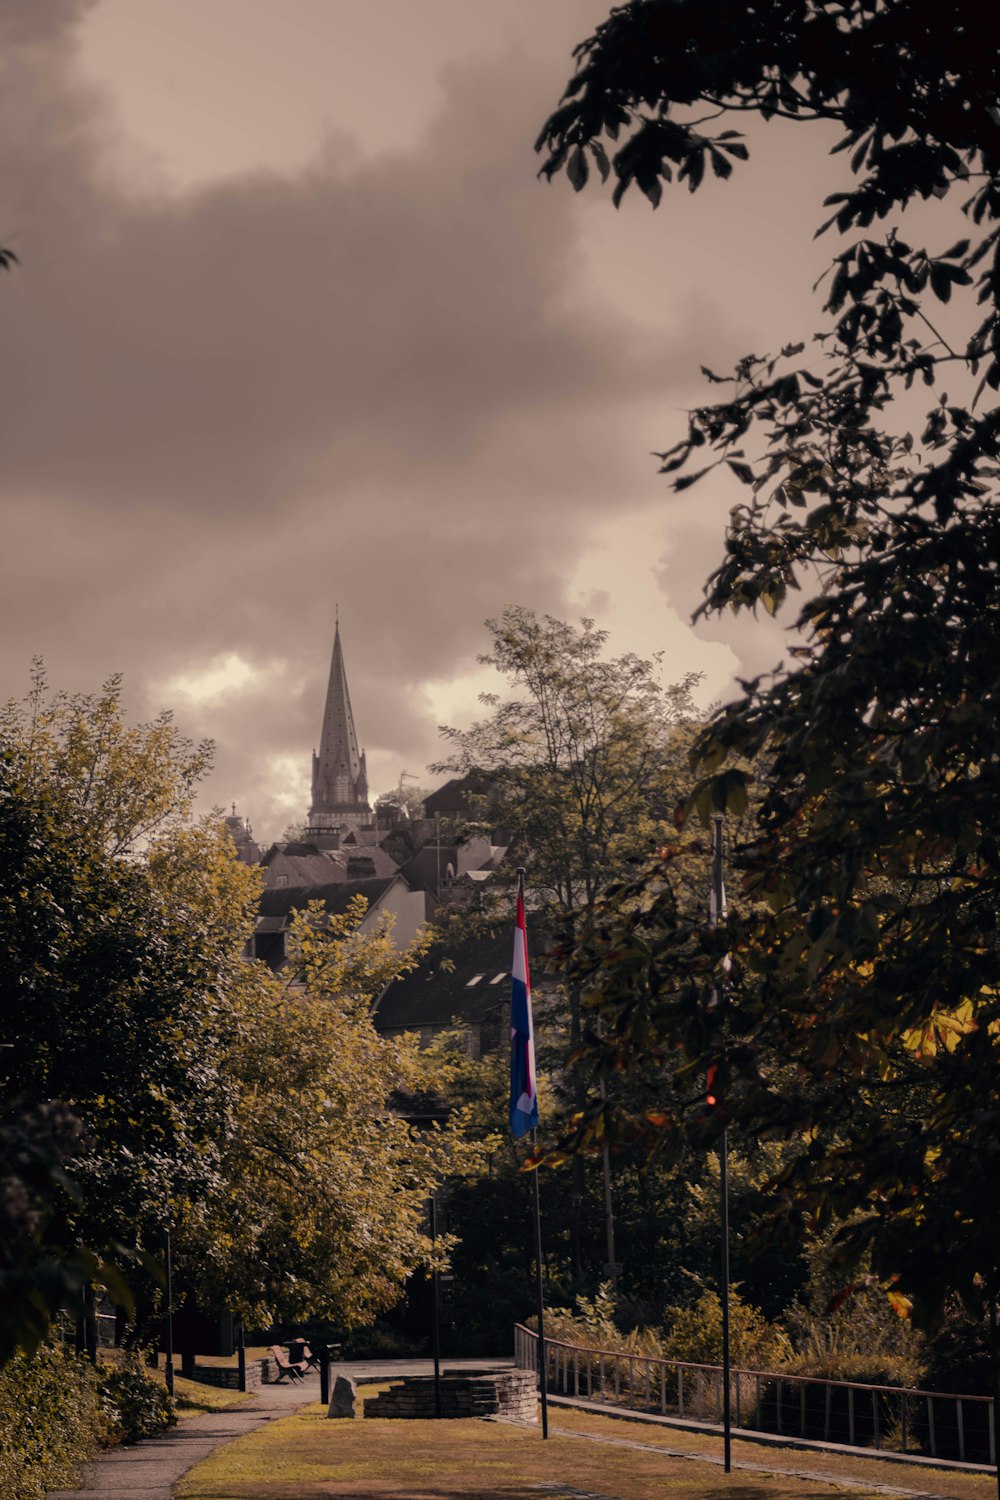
46,1358 -> 513,1500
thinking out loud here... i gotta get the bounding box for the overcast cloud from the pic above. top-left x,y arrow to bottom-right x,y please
1,0 -> 846,838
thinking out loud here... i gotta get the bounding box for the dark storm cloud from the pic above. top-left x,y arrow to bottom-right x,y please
0,2 -> 739,834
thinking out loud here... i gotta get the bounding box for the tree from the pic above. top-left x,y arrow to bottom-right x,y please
434,609 -> 702,1283
177,900 -> 478,1328
0,1096 -> 115,1367
1,669 -> 471,1344
435,607 -> 700,916
1,673 -> 261,1345
374,785 -> 430,821
536,0 -> 1000,1323
434,607 -> 702,1086
2,662 -> 212,858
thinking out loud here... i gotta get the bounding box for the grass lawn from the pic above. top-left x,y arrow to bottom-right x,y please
143,1346 -> 266,1417
168,1372 -> 256,1419
174,1394 -> 1000,1500
95,1349 -> 254,1419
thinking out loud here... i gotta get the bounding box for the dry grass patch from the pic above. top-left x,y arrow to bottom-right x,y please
549,1404 -> 998,1500
174,1396 -> 927,1500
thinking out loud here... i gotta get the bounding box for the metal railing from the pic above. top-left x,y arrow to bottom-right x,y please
514,1324 -> 995,1466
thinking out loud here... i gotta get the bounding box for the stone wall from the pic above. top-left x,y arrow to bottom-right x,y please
191,1358 -> 265,1390
363,1369 -> 536,1422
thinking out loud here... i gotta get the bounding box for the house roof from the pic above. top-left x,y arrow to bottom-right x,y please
260,842 -> 399,887
342,828 -> 380,847
256,876 -> 402,930
374,928 -> 516,1031
423,773 -> 496,816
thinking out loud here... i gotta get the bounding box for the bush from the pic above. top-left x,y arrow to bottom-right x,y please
337,1320 -> 427,1360
921,1297 -> 992,1395
98,1355 -> 176,1444
0,1344 -> 108,1500
533,1281 -> 666,1360
662,1288 -> 792,1371
783,1246 -> 926,1389
530,1281 -> 792,1372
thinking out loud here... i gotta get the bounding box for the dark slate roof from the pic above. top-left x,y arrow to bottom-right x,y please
256,876 -> 401,930
260,842 -> 400,888
275,841 -> 313,858
342,828 -> 380,847
423,773 -> 496,816
374,929 -> 515,1031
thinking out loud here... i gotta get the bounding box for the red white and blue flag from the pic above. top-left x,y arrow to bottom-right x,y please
509,876 -> 538,1139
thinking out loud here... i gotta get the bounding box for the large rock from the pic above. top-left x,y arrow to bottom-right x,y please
327,1373 -> 357,1418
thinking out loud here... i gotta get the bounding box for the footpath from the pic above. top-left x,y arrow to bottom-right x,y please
46,1357 -> 512,1500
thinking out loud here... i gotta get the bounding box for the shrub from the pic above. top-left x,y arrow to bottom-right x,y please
661,1288 -> 792,1370
784,1238 -> 926,1388
0,1343 -> 108,1500
532,1281 -> 666,1360
338,1320 -> 426,1360
782,1314 -> 924,1388
530,1281 -> 791,1372
98,1355 -> 176,1444
920,1296 -> 991,1395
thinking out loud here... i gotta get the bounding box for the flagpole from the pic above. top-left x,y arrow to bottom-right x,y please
712,815 -> 732,1472
510,866 -> 548,1438
530,1128 -> 549,1440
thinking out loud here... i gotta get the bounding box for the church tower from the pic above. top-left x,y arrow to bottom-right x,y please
305,617 -> 371,845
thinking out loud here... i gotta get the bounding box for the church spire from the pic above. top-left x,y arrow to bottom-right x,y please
306,617 -> 370,841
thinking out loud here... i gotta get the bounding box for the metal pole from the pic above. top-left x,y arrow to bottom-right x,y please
720,1123 -> 732,1469
237,1322 -> 247,1393
599,1075 -> 619,1295
990,1295 -> 1000,1500
164,1226 -> 175,1397
530,1132 -> 549,1439
712,814 -> 732,1472
430,1196 -> 442,1418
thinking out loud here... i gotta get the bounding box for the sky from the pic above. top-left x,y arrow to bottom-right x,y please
1,0 -> 850,841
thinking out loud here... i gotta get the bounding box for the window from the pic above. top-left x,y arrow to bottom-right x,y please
490,972 -> 508,984
466,974 -> 484,987
275,874 -> 288,888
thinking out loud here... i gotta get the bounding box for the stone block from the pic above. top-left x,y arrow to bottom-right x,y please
328,1373 -> 358,1418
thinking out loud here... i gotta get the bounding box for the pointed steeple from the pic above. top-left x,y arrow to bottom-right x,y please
306,617 -> 370,840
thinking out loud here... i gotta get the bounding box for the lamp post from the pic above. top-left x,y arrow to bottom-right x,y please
710,814 -> 732,1473
429,1195 -> 442,1419
164,1221 -> 175,1398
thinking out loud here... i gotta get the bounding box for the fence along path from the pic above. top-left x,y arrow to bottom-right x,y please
514,1324 -> 996,1469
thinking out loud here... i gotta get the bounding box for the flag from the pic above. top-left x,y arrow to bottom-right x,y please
509,876 -> 538,1138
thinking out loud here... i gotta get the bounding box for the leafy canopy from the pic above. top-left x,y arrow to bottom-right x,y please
435,606 -> 700,913
1,668 -> 472,1343
536,0 -> 1000,1323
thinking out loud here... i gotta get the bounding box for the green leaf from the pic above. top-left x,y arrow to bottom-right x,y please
567,145 -> 589,192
